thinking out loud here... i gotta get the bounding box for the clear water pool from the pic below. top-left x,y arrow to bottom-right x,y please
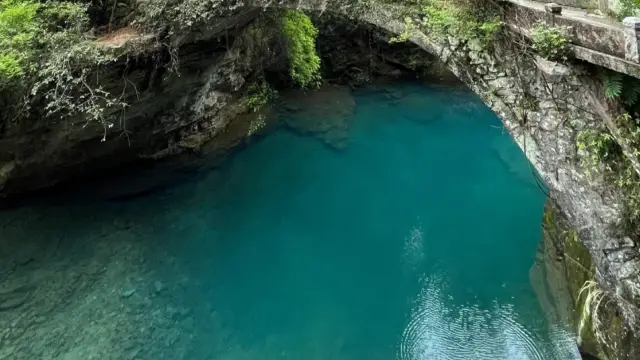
0,83 -> 580,360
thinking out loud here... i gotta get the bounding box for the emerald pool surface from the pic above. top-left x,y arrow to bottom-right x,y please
0,83 -> 580,360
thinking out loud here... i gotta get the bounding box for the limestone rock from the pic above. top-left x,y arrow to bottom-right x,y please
121,289 -> 136,298
534,56 -> 572,80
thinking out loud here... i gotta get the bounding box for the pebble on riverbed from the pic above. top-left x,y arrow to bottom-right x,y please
121,289 -> 136,298
153,281 -> 164,294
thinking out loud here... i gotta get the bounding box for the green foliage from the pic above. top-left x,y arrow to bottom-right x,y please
0,0 -> 41,80
247,115 -> 267,137
603,71 -> 623,100
0,0 -> 133,137
617,0 -> 640,20
245,80 -> 278,113
0,53 -> 22,80
531,21 -> 571,61
623,78 -> 640,106
279,9 -> 321,88
576,129 -> 618,177
602,70 -> 640,107
577,117 -> 640,234
614,113 -> 640,236
0,0 -> 87,83
33,42 -> 125,132
136,0 -> 243,33
421,0 -> 502,46
389,17 -> 415,44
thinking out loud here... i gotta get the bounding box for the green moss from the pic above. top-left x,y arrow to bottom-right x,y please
279,9 -> 321,88
543,202 -> 638,359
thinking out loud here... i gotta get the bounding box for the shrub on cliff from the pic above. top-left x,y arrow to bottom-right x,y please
0,0 -> 88,84
422,0 -> 501,46
531,21 -> 571,61
0,0 -> 96,129
0,0 -> 131,139
279,9 -> 321,89
388,0 -> 502,49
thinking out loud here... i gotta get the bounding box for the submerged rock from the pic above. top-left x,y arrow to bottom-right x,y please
153,281 -> 165,294
280,85 -> 356,150
122,288 -> 136,298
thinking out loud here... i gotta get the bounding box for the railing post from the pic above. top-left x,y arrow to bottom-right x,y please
623,17 -> 640,63
544,3 -> 562,27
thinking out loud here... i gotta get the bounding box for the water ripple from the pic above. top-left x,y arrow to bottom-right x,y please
399,277 -> 547,360
402,221 -> 424,275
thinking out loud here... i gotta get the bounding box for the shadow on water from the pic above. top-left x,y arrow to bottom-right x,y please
0,82 -> 581,360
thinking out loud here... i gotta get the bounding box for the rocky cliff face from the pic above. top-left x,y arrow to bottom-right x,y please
0,9 -> 449,201
0,10 -> 271,199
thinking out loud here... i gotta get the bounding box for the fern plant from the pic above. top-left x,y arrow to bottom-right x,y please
603,71 -> 640,106
623,77 -> 640,106
603,71 -> 622,100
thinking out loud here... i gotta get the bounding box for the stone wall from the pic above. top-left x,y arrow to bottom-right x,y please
561,0 -> 599,9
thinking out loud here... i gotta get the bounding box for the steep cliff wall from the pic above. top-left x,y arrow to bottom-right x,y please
0,9 -> 275,197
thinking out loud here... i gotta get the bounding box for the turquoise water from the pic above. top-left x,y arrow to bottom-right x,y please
0,83 -> 580,360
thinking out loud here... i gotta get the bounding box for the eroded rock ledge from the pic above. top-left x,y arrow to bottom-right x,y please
0,9 -> 266,198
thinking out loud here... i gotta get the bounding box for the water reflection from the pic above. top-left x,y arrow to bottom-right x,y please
400,275 -> 579,360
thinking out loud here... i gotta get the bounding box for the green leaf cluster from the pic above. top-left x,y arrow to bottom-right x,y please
247,115 -> 267,137
245,80 -> 278,113
0,0 -> 87,84
279,9 -> 321,89
617,0 -> 640,20
603,70 -> 640,107
421,0 -> 502,46
0,0 -> 131,135
604,71 -> 623,100
577,117 -> 640,235
577,129 -> 618,177
531,21 -> 571,61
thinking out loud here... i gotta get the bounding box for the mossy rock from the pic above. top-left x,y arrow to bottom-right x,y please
541,201 -> 640,360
